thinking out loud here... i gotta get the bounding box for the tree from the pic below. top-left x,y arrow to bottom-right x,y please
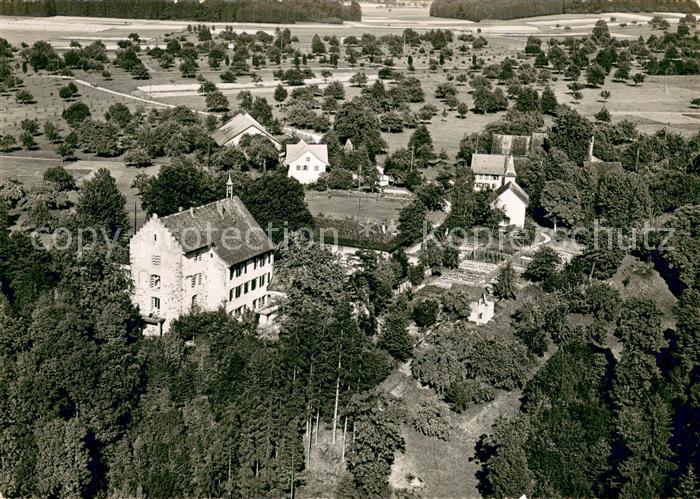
632,73 -> 645,86
549,109 -> 594,164
15,89 -> 34,104
618,395 -> 677,497
79,119 -> 121,156
273,83 -> 287,105
483,417 -> 535,498
523,247 -> 561,283
59,83 -> 78,100
615,298 -> 665,354
595,107 -> 611,122
349,71 -> 368,87
21,118 -> 39,135
512,301 -> 547,355
540,180 -> 582,229
34,418 -> 90,497
43,121 -> 60,142
240,172 -> 314,242
600,89 -> 611,102
55,142 -> 76,162
457,101 -> 469,118
20,131 -> 37,150
333,99 -> 385,160
492,262 -> 516,300
586,63 -> 606,87
180,58 -> 199,78
540,86 -> 558,115
205,90 -> 229,112
413,299 -> 439,328
311,34 -> 326,54
420,238 -> 444,274
407,125 -> 435,168
77,168 -> 129,239
104,102 -> 132,129
379,301 -> 413,361
0,134 -> 17,152
345,390 -> 404,496
43,165 -> 76,191
124,147 -> 151,167
62,101 -> 91,127
397,200 -> 427,242
515,87 -> 540,113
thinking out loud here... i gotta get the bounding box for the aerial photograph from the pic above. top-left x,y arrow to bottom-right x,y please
0,0 -> 698,496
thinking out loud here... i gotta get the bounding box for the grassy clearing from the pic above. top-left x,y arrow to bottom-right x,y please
305,190 -> 411,223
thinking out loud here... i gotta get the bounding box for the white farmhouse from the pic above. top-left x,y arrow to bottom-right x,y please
470,153 -> 517,191
454,285 -> 496,325
491,181 -> 529,228
468,289 -> 495,325
285,139 -> 329,185
129,180 -> 276,336
212,111 -> 282,150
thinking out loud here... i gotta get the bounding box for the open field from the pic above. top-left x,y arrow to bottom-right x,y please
305,190 -> 411,223
1,5 -> 697,232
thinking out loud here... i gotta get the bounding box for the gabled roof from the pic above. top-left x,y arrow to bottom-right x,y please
212,111 -> 279,147
492,134 -> 531,156
451,283 -> 494,302
470,154 -> 507,175
284,139 -> 329,165
158,197 -> 275,266
493,181 -> 530,206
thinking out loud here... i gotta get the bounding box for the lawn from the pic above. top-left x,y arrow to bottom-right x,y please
305,190 -> 412,224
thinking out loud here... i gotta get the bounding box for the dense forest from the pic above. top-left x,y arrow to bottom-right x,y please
430,0 -> 699,22
0,0 -> 362,24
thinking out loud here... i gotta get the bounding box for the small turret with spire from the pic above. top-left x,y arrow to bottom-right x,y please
503,154 -> 516,185
226,174 -> 233,199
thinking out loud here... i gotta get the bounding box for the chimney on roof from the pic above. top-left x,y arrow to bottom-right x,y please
189,207 -> 195,217
178,207 -> 183,212
226,174 -> 233,199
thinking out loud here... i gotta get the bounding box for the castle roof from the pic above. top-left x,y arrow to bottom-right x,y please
158,197 -> 275,266
284,139 -> 329,165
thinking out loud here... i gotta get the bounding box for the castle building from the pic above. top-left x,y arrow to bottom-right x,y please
129,176 -> 276,336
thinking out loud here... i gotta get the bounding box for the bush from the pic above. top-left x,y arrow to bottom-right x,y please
413,299 -> 439,327
43,165 -> 76,191
411,399 -> 452,440
444,379 -> 495,412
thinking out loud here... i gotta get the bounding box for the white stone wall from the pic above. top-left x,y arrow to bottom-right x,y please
130,215 -> 186,335
494,188 -> 526,228
287,151 -> 327,185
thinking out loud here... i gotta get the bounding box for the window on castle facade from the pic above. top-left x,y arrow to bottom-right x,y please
151,255 -> 161,265
149,275 -> 160,289
151,297 -> 160,310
